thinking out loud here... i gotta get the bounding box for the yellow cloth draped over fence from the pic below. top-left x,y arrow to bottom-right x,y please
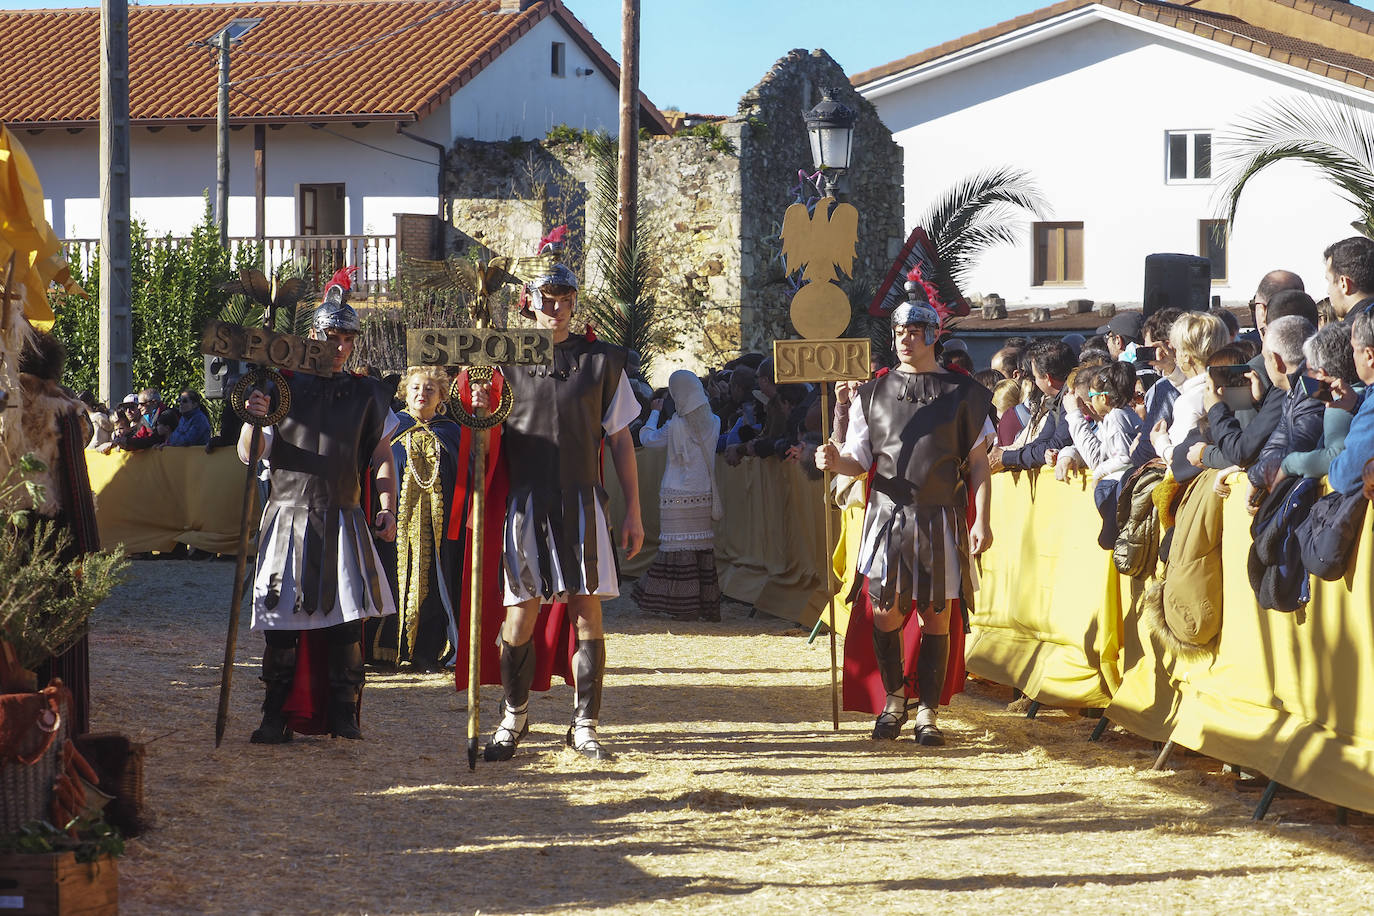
973,468 -> 1374,816
88,445 -> 834,626
85,448 -> 256,555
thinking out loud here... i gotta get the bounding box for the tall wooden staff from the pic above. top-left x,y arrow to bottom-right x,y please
777,195 -> 869,731
200,272 -> 325,746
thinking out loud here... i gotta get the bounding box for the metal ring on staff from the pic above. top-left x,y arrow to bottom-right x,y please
450,367 -> 513,429
231,367 -> 291,427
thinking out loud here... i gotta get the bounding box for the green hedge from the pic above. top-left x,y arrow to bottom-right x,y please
52,200 -> 258,403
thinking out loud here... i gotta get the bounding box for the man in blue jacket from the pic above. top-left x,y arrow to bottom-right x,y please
1328,306 -> 1374,495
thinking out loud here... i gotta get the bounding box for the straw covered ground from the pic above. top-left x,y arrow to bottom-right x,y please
90,559 -> 1374,915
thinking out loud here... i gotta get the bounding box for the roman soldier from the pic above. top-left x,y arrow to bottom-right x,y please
469,234 -> 644,762
238,268 -> 400,743
815,281 -> 994,746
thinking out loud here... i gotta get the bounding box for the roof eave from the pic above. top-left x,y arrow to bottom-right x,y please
856,2 -> 1374,105
8,112 -> 421,130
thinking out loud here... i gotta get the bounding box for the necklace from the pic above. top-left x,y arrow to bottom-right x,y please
402,415 -> 441,491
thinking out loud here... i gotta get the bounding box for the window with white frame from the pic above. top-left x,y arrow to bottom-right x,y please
551,41 -> 566,77
1166,130 -> 1212,182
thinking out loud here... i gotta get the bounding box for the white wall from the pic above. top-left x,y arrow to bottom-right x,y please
25,12 -> 626,241
865,15 -> 1369,306
27,121 -> 444,240
449,15 -> 623,142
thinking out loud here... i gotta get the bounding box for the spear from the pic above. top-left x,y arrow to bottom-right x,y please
207,270 -> 310,746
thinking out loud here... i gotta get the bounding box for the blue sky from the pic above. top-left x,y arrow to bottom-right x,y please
5,0 -> 1374,113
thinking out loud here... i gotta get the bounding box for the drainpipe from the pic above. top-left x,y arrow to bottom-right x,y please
396,124 -> 448,258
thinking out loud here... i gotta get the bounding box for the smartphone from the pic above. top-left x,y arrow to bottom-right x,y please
1134,346 -> 1158,363
1208,364 -> 1251,389
1297,375 -> 1333,403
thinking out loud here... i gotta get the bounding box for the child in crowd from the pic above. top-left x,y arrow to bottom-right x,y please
1066,361 -> 1143,547
991,379 -> 1024,445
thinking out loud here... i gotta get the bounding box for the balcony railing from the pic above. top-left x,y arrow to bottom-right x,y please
61,234 -> 399,299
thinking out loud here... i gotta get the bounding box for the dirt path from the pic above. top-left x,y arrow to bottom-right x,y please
91,560 -> 1374,915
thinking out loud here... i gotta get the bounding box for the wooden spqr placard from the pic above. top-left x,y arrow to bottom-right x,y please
407,328 -> 554,368
200,321 -> 339,376
773,338 -> 871,384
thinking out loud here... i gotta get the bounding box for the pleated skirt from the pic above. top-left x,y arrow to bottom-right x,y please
502,485 -> 620,604
632,549 -> 721,620
853,497 -> 977,611
251,504 -> 398,631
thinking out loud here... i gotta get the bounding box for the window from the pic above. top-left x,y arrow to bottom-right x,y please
1032,222 -> 1084,286
551,41 -> 566,77
1199,219 -> 1228,284
1166,130 -> 1212,182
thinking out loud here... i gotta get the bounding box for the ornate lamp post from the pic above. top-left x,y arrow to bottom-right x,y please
804,87 -> 857,197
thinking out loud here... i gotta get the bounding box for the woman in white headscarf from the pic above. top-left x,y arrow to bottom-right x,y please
631,370 -> 723,620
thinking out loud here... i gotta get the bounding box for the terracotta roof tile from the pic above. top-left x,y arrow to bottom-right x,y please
853,0 -> 1374,94
0,0 -> 669,132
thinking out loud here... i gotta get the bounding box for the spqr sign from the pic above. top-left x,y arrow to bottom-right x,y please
407,328 -> 554,367
200,321 -> 339,376
773,338 -> 871,384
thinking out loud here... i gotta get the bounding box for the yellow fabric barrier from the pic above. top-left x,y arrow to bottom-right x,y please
605,449 -> 832,625
1108,484 -> 1374,814
86,443 -> 836,625
85,448 -> 256,555
965,469 -> 1124,709
966,466 -> 1374,815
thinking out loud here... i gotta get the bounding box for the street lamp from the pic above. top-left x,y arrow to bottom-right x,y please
804,87 -> 856,197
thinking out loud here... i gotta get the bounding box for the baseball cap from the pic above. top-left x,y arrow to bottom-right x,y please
1096,311 -> 1144,341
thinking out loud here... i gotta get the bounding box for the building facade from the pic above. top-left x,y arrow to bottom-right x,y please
856,0 -> 1374,307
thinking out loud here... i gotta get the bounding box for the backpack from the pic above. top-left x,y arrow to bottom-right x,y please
1297,487 -> 1369,581
1247,476 -> 1319,612
1113,461 -> 1166,578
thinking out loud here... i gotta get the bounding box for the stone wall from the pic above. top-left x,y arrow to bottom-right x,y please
735,49 -> 905,352
439,49 -> 904,385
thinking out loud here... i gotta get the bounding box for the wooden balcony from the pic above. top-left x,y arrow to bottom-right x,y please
61,234 -> 399,299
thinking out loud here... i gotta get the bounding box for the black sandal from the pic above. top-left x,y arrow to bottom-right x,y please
483,720 -> 529,762
913,722 -> 945,746
566,725 -> 613,761
871,709 -> 908,740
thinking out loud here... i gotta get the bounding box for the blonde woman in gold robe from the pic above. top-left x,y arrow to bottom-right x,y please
371,366 -> 467,672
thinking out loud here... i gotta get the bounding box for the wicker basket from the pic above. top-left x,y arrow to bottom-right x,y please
0,703 -> 68,835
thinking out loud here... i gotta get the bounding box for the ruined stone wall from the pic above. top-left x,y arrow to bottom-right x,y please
735,49 -> 905,352
444,134 -> 743,385
439,48 -> 904,384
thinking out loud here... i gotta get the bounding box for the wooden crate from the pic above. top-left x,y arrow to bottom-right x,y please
0,852 -> 117,915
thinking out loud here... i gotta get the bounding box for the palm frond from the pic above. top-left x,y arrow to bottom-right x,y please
580,131 -> 664,370
1216,94 -> 1374,234
916,167 -> 1050,293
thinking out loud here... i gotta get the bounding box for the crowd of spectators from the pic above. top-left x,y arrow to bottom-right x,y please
80,386 -> 214,454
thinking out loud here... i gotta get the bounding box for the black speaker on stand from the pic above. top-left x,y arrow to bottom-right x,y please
1143,253 -> 1210,317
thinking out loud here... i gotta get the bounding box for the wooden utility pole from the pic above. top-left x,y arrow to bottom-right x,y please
616,0 -> 640,271
254,124 -> 266,264
99,0 -> 132,405
217,29 -> 231,248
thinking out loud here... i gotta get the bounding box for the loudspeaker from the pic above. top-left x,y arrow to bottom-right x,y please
1143,253 -> 1210,317
204,354 -> 245,400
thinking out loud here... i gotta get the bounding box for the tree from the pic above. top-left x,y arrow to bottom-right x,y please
579,132 -> 664,373
1216,94 -> 1374,237
916,166 -> 1050,303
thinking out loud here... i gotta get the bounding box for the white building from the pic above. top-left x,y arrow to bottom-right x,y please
854,0 -> 1374,307
0,0 -> 666,248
